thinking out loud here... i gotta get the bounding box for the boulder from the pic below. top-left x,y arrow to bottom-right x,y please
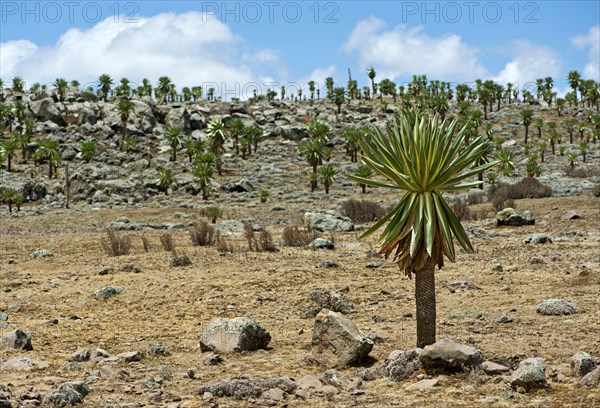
405,378 -> 439,392
580,367 -> 600,387
310,309 -> 373,367
309,288 -> 355,314
199,317 -> 271,353
481,360 -> 510,375
571,352 -> 597,376
419,339 -> 484,374
45,381 -> 89,406
536,299 -> 578,316
523,233 -> 552,244
304,211 -> 354,232
279,124 -> 308,140
224,179 -> 254,193
93,286 -> 125,300
384,349 -> 422,381
1,356 -> 47,371
29,98 -> 66,126
510,358 -> 548,391
0,330 -> 33,351
308,238 -> 335,250
22,181 -> 47,201
496,208 -> 535,226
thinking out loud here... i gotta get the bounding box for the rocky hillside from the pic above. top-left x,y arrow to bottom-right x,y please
0,89 -> 598,216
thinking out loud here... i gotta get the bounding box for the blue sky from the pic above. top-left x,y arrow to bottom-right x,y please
1,1 -> 598,98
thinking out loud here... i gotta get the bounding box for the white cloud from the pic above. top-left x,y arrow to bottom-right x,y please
571,25 -> 600,80
341,16 -> 487,83
492,40 -> 562,87
0,11 -> 281,98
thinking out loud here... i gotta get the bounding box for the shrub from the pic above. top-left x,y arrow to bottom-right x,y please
101,229 -> 131,257
259,228 -> 278,252
487,177 -> 552,204
244,223 -> 259,252
190,221 -> 216,246
282,226 -> 320,247
593,184 -> 600,198
340,199 -> 386,223
467,190 -> 486,205
450,198 -> 471,221
140,235 -> 153,252
491,196 -> 516,212
160,233 -> 175,252
215,233 -> 234,253
564,166 -> 600,178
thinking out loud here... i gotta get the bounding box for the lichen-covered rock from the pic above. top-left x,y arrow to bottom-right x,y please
510,358 -> 548,391
384,349 -> 422,381
419,339 -> 484,374
92,285 -> 125,300
310,309 -> 373,368
536,299 -> 578,316
199,317 -> 271,353
304,211 -> 354,232
309,289 -> 355,314
571,352 -> 597,376
496,208 -> 535,226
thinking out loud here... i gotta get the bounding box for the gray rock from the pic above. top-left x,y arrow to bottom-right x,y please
320,260 -> 339,268
405,378 -> 439,391
304,211 -> 354,232
536,299 -> 578,316
481,361 -> 510,375
580,367 -> 600,387
1,356 -> 48,371
310,309 -> 373,368
203,353 -> 223,366
297,375 -> 323,390
67,349 -> 91,362
0,312 -> 7,321
31,249 -> 53,258
510,358 -> 548,391
321,369 -> 361,391
148,342 -> 171,357
491,259 -> 503,272
170,254 -> 192,267
419,339 -> 484,374
92,286 -> 125,300
571,352 -> 597,376
496,208 -> 535,226
98,265 -> 113,275
199,317 -> 271,353
384,349 -> 422,381
46,381 -> 89,406
279,124 -> 308,140
497,312 -> 513,323
117,351 -> 142,362
224,179 -> 254,193
120,263 -> 142,273
309,288 -> 355,314
29,98 -> 66,126
308,238 -> 335,250
0,330 -> 33,351
22,181 -> 47,201
523,233 -> 552,244
197,377 -> 296,399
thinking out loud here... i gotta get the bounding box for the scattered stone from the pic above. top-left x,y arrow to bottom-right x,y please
148,342 -> 171,357
31,249 -> 53,258
366,262 -> 382,269
384,349 -> 422,382
117,351 -> 142,363
0,312 -> 8,321
297,375 -> 323,390
170,254 -> 192,267
481,361 -> 510,375
67,349 -> 91,362
199,317 -> 271,353
405,378 -> 439,391
571,352 -> 597,376
309,288 -> 356,314
580,367 -> 600,387
98,265 -> 113,275
2,356 -> 48,372
419,339 -> 484,374
197,377 -> 296,399
510,358 -> 548,391
536,299 -> 578,316
529,256 -> 545,264
45,381 -> 90,406
120,263 -> 142,273
561,211 -> 581,220
497,312 -> 513,323
224,179 -> 255,193
321,369 -> 361,391
310,309 -> 373,368
304,211 -> 354,232
491,259 -> 503,272
320,260 -> 339,268
92,285 -> 125,300
203,353 -> 223,366
308,238 -> 335,250
496,208 -> 535,226
259,387 -> 285,405
523,233 -> 552,244
0,330 -> 33,351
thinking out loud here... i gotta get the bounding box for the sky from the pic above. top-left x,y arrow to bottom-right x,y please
1,1 -> 599,100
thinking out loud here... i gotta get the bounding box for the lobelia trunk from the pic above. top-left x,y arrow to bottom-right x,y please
415,256 -> 437,348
